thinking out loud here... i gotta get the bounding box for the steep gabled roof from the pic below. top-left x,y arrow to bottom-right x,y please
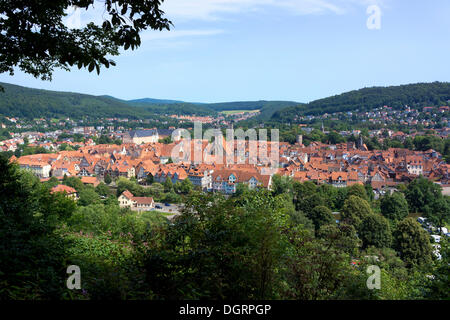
121,190 -> 134,200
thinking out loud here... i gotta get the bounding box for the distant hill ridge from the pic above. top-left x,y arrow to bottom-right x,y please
0,82 -> 299,120
272,82 -> 450,122
1,81 -> 448,121
127,98 -> 187,105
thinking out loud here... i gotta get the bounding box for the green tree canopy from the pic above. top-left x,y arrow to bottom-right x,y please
271,174 -> 294,197
146,173 -> 154,185
163,177 -> 174,193
347,184 -> 368,201
393,218 -> 433,267
307,205 -> 335,231
95,182 -> 111,197
78,186 -> 100,206
380,192 -> 409,221
359,214 -> 393,249
340,195 -> 373,228
63,176 -> 84,192
0,0 -> 171,87
405,176 -> 442,214
296,193 -> 326,214
104,174 -> 112,185
116,177 -> 143,197
0,157 -> 75,299
179,178 -> 193,195
427,196 -> 450,233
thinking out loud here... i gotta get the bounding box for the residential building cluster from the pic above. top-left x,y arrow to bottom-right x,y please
277,140 -> 449,197
294,105 -> 449,129
9,129 -> 449,197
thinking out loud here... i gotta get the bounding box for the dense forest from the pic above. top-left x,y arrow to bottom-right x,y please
2,82 -> 449,122
272,82 -> 450,122
127,101 -> 218,117
0,82 -> 297,120
0,82 -> 215,119
104,98 -> 299,120
0,82 -> 156,119
0,155 -> 448,300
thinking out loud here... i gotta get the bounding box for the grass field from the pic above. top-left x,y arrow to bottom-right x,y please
220,109 -> 259,115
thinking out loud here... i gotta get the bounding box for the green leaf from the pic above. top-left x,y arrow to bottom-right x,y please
88,62 -> 95,73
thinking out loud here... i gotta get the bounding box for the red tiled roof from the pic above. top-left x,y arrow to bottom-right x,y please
121,190 -> 134,200
132,197 -> 154,205
51,184 -> 77,194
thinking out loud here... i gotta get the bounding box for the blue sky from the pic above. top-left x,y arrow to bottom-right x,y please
1,0 -> 449,103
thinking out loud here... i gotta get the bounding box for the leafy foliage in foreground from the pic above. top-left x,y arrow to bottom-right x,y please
0,1 -> 171,82
0,158 -> 448,300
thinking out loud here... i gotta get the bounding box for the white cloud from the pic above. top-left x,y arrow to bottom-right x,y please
161,0 -> 387,21
63,0 -> 389,44
140,29 -> 225,42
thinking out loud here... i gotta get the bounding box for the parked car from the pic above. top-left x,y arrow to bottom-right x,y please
417,217 -> 427,225
164,203 -> 170,206
431,235 -> 441,243
432,244 -> 442,260
155,205 -> 162,209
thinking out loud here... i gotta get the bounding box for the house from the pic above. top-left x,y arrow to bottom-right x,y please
118,190 -> 135,208
51,184 -> 78,200
118,190 -> 154,211
405,156 -> 423,176
438,106 -> 449,113
211,169 -> 272,194
132,197 -> 155,210
136,160 -> 158,180
107,162 -> 136,178
153,166 -> 188,184
51,161 -> 79,177
188,166 -> 213,190
122,129 -> 159,144
80,176 -> 100,187
16,157 -> 52,178
330,172 -> 348,188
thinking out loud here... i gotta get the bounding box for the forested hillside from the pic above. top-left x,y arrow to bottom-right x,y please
0,83 -> 216,119
272,82 -> 450,122
127,99 -> 300,120
2,81 -> 449,122
127,101 -> 218,117
0,82 -> 294,120
0,82 -> 156,119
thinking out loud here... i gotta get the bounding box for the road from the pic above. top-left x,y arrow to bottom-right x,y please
153,202 -> 183,220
